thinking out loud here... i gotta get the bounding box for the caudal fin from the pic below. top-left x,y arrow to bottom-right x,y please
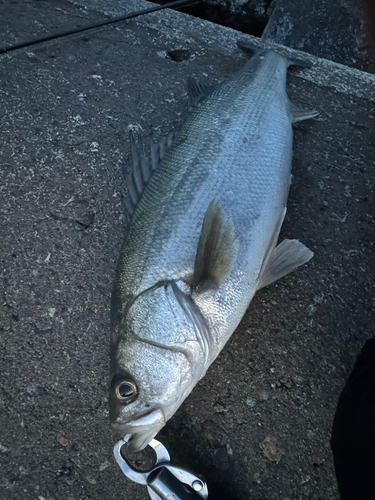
237,38 -> 312,68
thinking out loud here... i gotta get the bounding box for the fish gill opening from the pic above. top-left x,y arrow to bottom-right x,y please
152,0 -> 274,37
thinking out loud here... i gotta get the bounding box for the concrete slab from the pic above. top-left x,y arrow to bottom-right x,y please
0,0 -> 105,49
1,2 -> 375,500
154,0 -> 273,38
263,0 -> 374,73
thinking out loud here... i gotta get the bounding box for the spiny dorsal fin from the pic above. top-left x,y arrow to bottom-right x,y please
257,239 -> 313,289
187,77 -> 215,106
123,131 -> 174,215
192,201 -> 237,291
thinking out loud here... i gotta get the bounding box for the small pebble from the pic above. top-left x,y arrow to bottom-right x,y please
313,458 -> 325,467
48,308 -> 56,317
253,472 -> 261,484
306,430 -> 316,440
260,435 -> 282,462
246,397 -> 256,407
259,390 -> 269,401
57,433 -> 68,447
293,377 -> 304,386
99,460 -> 111,471
280,378 -> 293,389
213,403 -> 226,413
310,345 -> 320,355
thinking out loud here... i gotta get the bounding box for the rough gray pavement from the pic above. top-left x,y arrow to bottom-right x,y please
263,0 -> 374,73
155,0 -> 273,38
1,1 -> 375,500
154,0 -> 374,73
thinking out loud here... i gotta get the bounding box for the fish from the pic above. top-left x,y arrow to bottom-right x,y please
109,39 -> 317,452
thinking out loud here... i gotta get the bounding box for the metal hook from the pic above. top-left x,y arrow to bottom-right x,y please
113,436 -> 209,500
113,435 -> 171,485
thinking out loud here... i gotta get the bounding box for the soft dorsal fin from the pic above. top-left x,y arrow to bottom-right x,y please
192,201 -> 237,291
123,131 -> 174,215
237,39 -> 263,58
288,102 -> 319,124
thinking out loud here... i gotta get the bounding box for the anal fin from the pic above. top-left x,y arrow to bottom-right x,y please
258,239 -> 313,289
192,201 -> 237,291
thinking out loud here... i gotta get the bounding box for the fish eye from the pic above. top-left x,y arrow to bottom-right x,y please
115,381 -> 136,400
111,372 -> 138,404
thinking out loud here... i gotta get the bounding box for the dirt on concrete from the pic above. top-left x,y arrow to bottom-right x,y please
1,1 -> 375,500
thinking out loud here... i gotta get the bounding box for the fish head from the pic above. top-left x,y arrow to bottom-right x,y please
109,368 -> 167,451
109,281 -> 208,451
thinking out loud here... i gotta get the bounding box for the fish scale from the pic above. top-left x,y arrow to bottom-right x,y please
109,42 -> 316,451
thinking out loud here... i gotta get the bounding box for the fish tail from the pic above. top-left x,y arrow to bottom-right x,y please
237,38 -> 312,69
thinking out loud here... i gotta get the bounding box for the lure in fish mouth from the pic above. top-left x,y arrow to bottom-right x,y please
110,407 -> 166,452
109,40 -> 317,451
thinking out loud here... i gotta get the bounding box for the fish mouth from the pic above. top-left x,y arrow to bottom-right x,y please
111,407 -> 166,452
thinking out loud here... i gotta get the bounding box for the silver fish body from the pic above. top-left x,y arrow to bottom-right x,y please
109,43 -> 315,451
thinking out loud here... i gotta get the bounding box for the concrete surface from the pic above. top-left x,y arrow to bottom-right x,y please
154,0 -> 273,38
1,1 -> 375,500
263,0 -> 374,73
154,0 -> 374,73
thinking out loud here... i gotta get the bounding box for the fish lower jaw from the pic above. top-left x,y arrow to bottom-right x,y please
112,407 -> 166,452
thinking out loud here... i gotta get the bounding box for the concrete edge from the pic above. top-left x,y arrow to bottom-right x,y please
236,35 -> 375,102
32,0 -> 375,102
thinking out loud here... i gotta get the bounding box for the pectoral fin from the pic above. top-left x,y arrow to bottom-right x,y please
257,239 -> 313,289
192,201 -> 237,291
